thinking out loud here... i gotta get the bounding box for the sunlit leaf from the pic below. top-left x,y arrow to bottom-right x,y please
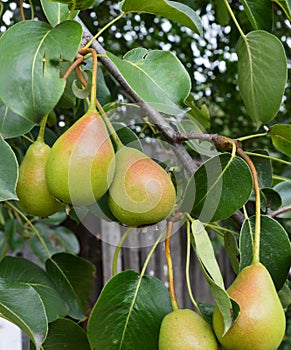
236,31 -> 287,126
0,20 -> 82,122
107,48 -> 191,116
120,0 -> 203,35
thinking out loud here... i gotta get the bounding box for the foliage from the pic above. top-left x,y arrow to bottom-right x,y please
0,0 -> 290,349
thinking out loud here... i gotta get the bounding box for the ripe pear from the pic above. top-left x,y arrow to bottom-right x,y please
46,110 -> 115,205
16,140 -> 63,217
212,263 -> 286,350
107,146 -> 176,226
159,309 -> 219,350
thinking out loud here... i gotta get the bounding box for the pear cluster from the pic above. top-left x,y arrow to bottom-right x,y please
158,263 -> 286,350
17,110 -> 176,226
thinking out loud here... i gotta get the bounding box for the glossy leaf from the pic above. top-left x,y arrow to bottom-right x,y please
0,136 -> 18,201
190,220 -> 239,334
120,0 -> 203,35
40,0 -> 78,26
269,124 -> 291,157
0,256 -> 68,322
0,278 -> 47,350
261,187 -> 282,212
0,101 -> 35,139
0,20 -> 82,122
240,0 -> 273,30
240,215 -> 291,290
107,48 -> 191,116
48,0 -> 94,10
45,253 -> 95,320
273,180 -> 291,218
181,153 -> 253,222
30,318 -> 91,350
236,31 -> 287,126
273,0 -> 291,21
87,270 -> 172,349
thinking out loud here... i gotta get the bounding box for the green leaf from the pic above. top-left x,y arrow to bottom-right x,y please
273,180 -> 291,218
240,215 -> 291,290
112,122 -> 143,151
249,150 -> 272,188
87,270 -> 172,350
0,20 -> 82,122
261,187 -> 282,212
29,224 -> 80,263
0,256 -> 68,322
273,0 -> 291,21
236,31 -> 287,126
0,101 -> 35,139
240,0 -> 273,30
181,153 -> 253,222
48,0 -> 94,10
45,253 -> 95,320
40,0 -> 78,26
107,48 -> 191,116
0,278 -> 47,349
269,124 -> 291,157
190,220 -> 239,335
30,318 -> 91,350
120,0 -> 203,35
0,137 -> 18,201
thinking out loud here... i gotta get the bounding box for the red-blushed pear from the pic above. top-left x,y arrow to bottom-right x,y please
159,309 -> 219,350
212,262 -> 286,350
46,109 -> 115,206
108,146 -> 176,227
17,140 -> 63,217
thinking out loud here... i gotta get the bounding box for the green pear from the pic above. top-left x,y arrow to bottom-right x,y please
213,263 -> 286,350
16,140 -> 63,217
108,146 -> 176,226
46,110 -> 115,205
159,309 -> 219,350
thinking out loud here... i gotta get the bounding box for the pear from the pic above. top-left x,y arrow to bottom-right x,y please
16,140 -> 63,217
107,146 -> 176,226
46,110 -> 115,206
159,309 -> 219,350
212,263 -> 286,350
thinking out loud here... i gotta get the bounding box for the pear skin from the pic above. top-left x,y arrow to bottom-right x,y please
108,146 -> 176,226
46,111 -> 115,205
159,309 -> 219,350
16,140 -> 63,217
213,263 -> 286,350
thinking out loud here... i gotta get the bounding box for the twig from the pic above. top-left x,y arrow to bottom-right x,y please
270,205 -> 291,218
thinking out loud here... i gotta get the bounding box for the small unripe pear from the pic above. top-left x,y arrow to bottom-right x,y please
46,110 -> 115,206
16,140 -> 63,217
108,146 -> 176,226
213,263 -> 286,350
159,309 -> 219,350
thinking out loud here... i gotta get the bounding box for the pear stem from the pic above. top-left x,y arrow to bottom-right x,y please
5,201 -> 51,258
112,227 -> 135,276
79,48 -> 98,112
83,13 -> 126,49
236,148 -> 261,265
185,220 -> 201,312
37,114 -> 49,143
223,0 -> 246,39
165,220 -> 180,311
95,98 -> 124,151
